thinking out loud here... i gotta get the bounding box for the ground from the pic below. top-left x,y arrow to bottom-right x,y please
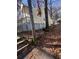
17,23 -> 61,59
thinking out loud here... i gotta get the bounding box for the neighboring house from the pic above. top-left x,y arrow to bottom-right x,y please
17,3 -> 61,32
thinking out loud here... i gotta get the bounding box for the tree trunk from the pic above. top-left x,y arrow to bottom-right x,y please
44,0 -> 49,29
50,0 -> 53,19
28,0 -> 35,39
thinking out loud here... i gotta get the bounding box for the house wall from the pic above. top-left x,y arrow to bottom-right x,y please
17,5 -> 61,32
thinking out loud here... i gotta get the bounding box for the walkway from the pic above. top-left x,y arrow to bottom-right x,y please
24,48 -> 55,59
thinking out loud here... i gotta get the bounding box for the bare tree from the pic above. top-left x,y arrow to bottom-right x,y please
49,0 -> 53,19
37,0 -> 41,16
52,7 -> 60,25
44,0 -> 49,29
28,0 -> 35,40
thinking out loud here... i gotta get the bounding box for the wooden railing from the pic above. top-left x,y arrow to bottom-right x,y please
17,37 -> 30,59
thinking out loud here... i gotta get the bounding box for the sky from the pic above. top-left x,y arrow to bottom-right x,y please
18,0 -> 61,19
22,0 -> 61,8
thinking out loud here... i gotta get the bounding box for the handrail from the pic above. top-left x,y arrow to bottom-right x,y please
17,44 -> 29,52
17,40 -> 25,45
